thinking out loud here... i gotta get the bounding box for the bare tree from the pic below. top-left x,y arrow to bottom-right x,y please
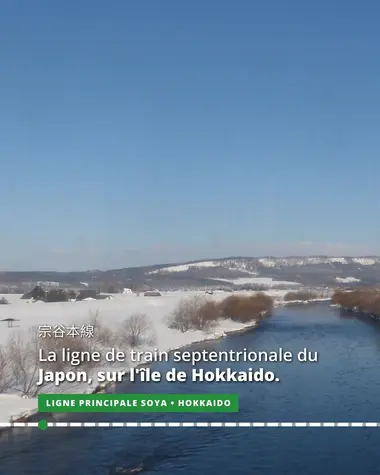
167,296 -> 221,332
40,332 -> 98,371
219,293 -> 273,323
7,327 -> 43,397
284,290 -> 318,301
6,325 -> 105,396
195,300 -> 221,330
118,314 -> 156,348
86,310 -> 117,350
333,288 -> 380,316
0,345 -> 12,392
167,297 -> 197,332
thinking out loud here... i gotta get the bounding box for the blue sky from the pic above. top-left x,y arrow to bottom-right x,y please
1,1 -> 379,270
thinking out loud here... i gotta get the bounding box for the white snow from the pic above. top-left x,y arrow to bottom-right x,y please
328,258 -> 348,264
148,261 -> 220,274
352,258 -> 376,266
283,298 -> 332,305
336,277 -> 361,283
0,291 -> 265,422
0,287 -> 328,423
0,395 -> 38,423
211,277 -> 301,287
0,292 -> 259,350
147,257 -> 380,277
258,259 -> 277,267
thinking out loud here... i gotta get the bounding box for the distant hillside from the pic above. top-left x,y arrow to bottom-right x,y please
143,256 -> 380,288
1,256 -> 380,291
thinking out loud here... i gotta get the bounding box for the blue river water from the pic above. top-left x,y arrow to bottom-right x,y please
1,303 -> 380,474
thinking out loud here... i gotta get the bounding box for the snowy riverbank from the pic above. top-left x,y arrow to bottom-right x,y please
0,289 -> 327,423
282,298 -> 331,306
0,291 -> 257,423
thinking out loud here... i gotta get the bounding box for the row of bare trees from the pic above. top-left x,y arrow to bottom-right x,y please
0,312 -> 156,397
332,288 -> 380,316
167,293 -> 274,332
283,288 -> 334,301
284,290 -> 319,301
88,311 -> 156,349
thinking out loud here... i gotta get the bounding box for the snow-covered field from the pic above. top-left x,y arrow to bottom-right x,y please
0,290 -> 285,350
210,277 -> 301,286
0,290 -> 292,423
0,395 -> 38,422
148,261 -> 220,274
336,277 -> 361,283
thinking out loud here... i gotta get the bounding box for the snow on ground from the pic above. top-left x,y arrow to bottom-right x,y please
0,292 -> 245,346
265,289 -> 291,299
328,258 -> 348,264
0,395 -> 38,423
352,258 -> 376,266
210,277 -> 301,287
0,290 -> 263,422
0,289 -> 295,351
0,288 -> 316,423
336,277 -> 361,283
258,259 -> 277,267
148,261 -> 220,274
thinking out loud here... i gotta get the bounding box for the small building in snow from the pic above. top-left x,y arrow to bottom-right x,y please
77,289 -> 97,301
144,291 -> 162,297
96,294 -> 115,300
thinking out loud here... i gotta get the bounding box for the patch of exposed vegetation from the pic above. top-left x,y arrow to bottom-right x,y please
332,288 -> 380,316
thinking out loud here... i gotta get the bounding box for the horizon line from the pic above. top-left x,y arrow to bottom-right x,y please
0,254 -> 379,274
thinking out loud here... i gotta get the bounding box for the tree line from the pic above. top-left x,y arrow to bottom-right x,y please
332,288 -> 380,316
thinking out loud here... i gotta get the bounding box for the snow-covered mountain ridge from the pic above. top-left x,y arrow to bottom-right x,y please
148,256 -> 380,275
2,256 -> 380,291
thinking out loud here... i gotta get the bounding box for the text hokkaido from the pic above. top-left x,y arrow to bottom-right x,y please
191,368 -> 278,382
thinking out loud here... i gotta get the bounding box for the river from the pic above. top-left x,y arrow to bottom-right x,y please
1,303 -> 380,475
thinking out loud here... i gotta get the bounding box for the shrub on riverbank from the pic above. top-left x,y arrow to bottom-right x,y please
332,288 -> 380,316
167,293 -> 274,331
251,292 -> 274,316
284,290 -> 318,301
117,313 -> 156,347
167,296 -> 221,332
218,293 -> 273,323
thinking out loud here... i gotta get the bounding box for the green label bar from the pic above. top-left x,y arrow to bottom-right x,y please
38,394 -> 239,413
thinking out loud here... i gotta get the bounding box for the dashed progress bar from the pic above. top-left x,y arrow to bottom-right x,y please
2,421 -> 380,430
